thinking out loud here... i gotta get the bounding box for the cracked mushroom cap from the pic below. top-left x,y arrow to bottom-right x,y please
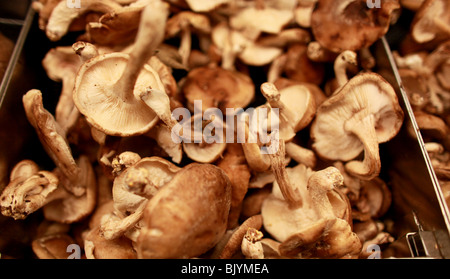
137,163 -> 232,259
311,0 -> 400,52
73,1 -> 169,137
411,0 -> 450,44
310,72 -> 404,179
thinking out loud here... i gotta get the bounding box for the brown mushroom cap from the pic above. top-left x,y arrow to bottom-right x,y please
136,163 -> 232,259
311,0 -> 400,52
181,64 -> 255,114
310,72 -> 404,179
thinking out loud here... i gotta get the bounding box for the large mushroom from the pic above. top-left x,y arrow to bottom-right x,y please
136,163 -> 232,259
311,0 -> 400,53
73,1 -> 169,137
310,72 -> 404,180
261,140 -> 361,258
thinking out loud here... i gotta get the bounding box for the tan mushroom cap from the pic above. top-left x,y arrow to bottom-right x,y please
185,0 -> 230,12
311,0 -> 400,52
310,72 -> 404,179
137,163 -> 232,259
229,6 -> 294,35
411,0 -> 450,44
73,1 -> 169,137
181,64 -> 255,114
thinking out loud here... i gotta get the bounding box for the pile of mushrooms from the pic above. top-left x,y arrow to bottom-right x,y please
393,0 -> 450,208
0,0 -> 414,259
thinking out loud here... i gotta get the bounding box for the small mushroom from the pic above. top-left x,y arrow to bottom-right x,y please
411,0 -> 450,44
310,72 -> 404,180
216,214 -> 263,259
0,155 -> 96,224
100,156 -> 180,241
0,160 -> 59,220
311,0 -> 400,53
136,163 -> 232,259
73,1 -> 169,136
165,11 -> 211,68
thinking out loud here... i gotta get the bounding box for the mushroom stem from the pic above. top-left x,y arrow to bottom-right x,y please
344,111 -> 381,180
179,25 -> 192,68
139,87 -> 202,143
308,167 -> 344,221
334,50 -> 357,89
268,139 -> 303,209
100,200 -> 148,240
114,1 -> 168,101
260,82 -> 296,125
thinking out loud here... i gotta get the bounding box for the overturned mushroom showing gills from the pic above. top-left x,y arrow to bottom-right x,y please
73,1 -> 169,137
310,72 -> 404,180
137,163 -> 232,259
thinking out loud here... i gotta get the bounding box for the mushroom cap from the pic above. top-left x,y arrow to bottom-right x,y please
73,52 -> 166,136
278,84 -> 317,132
181,65 -> 255,114
411,0 -> 450,44
310,72 -> 404,161
311,0 -> 400,52
137,163 -> 232,259
230,6 -> 294,34
261,164 -> 316,242
185,0 -> 230,12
